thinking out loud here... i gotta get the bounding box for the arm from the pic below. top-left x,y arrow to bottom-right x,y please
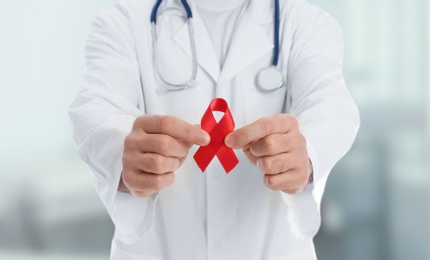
282,0 -> 360,239
69,5 -> 151,244
226,0 -> 360,240
69,5 -> 210,244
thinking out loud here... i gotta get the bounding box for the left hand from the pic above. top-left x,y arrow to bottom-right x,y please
225,114 -> 311,194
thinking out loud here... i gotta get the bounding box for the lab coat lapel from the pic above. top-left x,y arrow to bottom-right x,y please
218,1 -> 274,86
173,15 -> 220,82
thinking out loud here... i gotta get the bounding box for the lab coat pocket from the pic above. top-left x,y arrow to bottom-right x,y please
114,192 -> 159,245
242,77 -> 288,124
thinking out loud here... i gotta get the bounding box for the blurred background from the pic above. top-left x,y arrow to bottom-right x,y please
0,0 -> 428,259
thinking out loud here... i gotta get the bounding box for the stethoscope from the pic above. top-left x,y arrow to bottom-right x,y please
151,0 -> 283,93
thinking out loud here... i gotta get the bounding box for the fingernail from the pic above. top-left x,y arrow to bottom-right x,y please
224,134 -> 233,148
201,132 -> 210,145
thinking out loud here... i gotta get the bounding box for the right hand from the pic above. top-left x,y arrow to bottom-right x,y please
120,115 -> 210,198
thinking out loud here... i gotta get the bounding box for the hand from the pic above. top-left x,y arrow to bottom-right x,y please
120,115 -> 210,197
225,114 -> 311,194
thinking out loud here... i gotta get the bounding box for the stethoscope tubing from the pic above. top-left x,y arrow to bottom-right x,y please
273,0 -> 280,67
151,0 -> 193,23
150,0 -> 283,92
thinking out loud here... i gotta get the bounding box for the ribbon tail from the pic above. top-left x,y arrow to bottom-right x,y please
194,148 -> 211,172
217,146 -> 239,173
194,142 -> 220,172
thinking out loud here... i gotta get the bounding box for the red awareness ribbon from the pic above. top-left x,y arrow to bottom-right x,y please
194,98 -> 239,174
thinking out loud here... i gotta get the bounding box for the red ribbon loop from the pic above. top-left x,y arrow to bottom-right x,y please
194,98 -> 239,173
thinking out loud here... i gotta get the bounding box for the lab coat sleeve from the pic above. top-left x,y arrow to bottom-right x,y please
280,0 -> 360,240
69,5 -> 157,244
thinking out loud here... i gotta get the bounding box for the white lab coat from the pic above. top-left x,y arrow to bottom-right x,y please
69,0 -> 360,259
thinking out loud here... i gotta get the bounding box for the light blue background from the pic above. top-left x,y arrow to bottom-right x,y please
0,0 -> 428,259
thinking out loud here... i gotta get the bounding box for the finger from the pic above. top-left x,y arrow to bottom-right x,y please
225,114 -> 298,149
243,146 -> 258,165
137,115 -> 210,146
256,153 -> 298,175
139,153 -> 180,174
263,170 -> 307,191
130,189 -> 156,198
140,134 -> 191,158
249,134 -> 292,157
123,171 -> 175,192
120,172 -> 156,198
283,186 -> 307,195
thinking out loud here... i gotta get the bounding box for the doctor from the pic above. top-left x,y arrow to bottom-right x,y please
70,0 -> 359,259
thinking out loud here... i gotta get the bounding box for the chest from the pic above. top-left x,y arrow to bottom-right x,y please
129,1 -> 294,127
